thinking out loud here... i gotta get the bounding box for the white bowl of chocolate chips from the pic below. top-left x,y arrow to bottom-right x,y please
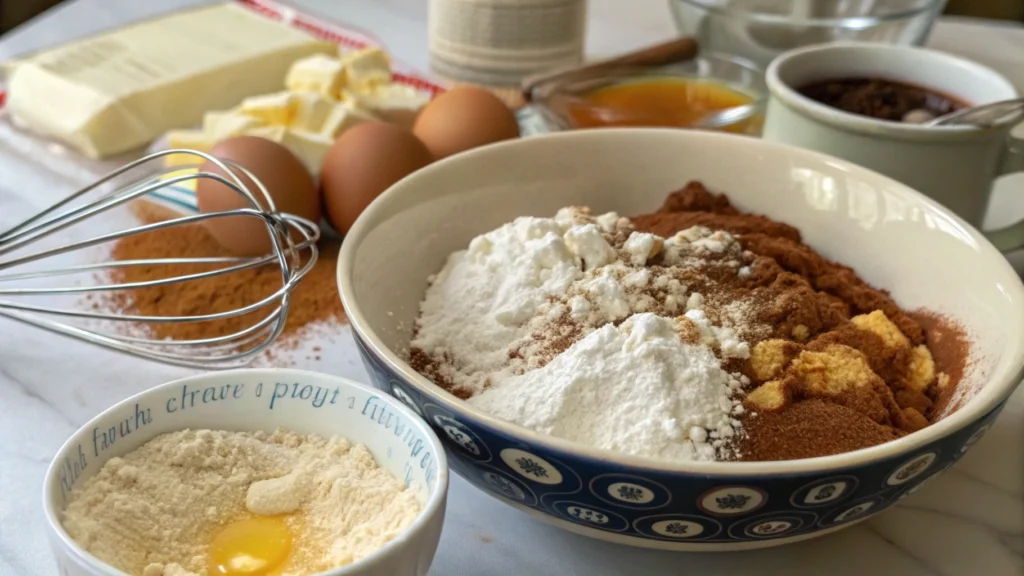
338,128 -> 1024,550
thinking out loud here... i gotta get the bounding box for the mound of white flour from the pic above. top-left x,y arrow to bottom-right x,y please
411,207 -> 751,460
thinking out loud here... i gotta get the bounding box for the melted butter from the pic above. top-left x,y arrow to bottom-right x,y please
208,516 -> 292,575
566,78 -> 758,133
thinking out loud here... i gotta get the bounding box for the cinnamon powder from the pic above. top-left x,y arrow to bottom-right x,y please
91,201 -> 345,351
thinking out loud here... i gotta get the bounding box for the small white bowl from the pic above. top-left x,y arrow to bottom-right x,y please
42,369 -> 448,576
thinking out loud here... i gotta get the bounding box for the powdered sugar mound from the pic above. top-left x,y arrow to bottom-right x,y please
468,314 -> 743,461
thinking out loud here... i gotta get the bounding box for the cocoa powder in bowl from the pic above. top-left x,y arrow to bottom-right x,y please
631,181 -> 972,461
90,202 -> 345,354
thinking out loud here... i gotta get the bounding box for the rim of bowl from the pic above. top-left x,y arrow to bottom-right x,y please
537,52 -> 766,129
672,0 -> 944,26
338,127 -> 1024,477
41,368 -> 449,576
765,42 -> 1022,139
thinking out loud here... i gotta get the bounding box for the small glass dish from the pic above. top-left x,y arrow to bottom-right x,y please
669,0 -> 945,70
531,53 -> 766,135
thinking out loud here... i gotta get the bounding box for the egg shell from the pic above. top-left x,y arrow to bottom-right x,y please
413,86 -> 520,160
320,122 -> 433,235
196,136 -> 320,257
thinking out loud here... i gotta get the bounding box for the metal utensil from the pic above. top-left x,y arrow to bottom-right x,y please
0,150 -> 320,370
926,97 -> 1024,128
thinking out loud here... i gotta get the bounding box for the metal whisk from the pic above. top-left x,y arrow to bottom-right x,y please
0,150 -> 320,369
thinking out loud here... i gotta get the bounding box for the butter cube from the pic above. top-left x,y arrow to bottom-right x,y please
286,54 -> 345,97
282,129 -> 335,177
203,111 -> 264,142
340,47 -> 392,90
344,84 -> 430,128
157,167 -> 200,192
320,102 -> 377,138
291,92 -> 338,133
244,125 -> 287,143
239,91 -> 296,125
163,130 -> 214,167
243,127 -> 332,177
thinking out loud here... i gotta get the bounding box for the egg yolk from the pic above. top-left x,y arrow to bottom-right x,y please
208,516 -> 292,575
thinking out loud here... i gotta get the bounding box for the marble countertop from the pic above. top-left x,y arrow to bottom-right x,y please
1,2 -> 1022,575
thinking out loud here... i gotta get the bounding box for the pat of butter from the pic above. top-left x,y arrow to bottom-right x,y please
158,167 -> 200,192
320,102 -> 377,138
203,111 -> 264,142
344,84 -> 430,128
291,92 -> 338,133
4,4 -> 334,159
286,54 -> 345,98
239,91 -> 296,126
245,125 -> 288,142
340,47 -> 392,91
282,129 -> 335,177
163,129 -> 213,167
245,126 -> 333,177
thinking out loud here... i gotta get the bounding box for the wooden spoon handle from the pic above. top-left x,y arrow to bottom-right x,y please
521,37 -> 700,102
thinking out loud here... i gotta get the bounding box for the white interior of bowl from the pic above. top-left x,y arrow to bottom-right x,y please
339,128 -> 1024,474
43,369 -> 448,576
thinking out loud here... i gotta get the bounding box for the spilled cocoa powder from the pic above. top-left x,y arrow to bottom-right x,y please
89,201 -> 345,355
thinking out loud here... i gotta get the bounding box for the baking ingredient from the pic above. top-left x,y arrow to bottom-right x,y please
61,429 -> 422,576
286,53 -> 346,97
164,131 -> 216,167
159,46 -> 430,178
798,77 -> 968,123
4,3 -> 334,158
196,136 -> 320,256
345,83 -> 432,128
203,111 -> 265,143
412,86 -> 520,159
244,126 -> 336,177
632,182 -> 962,460
94,201 -> 344,354
411,181 -> 966,461
339,47 -> 393,91
562,77 -> 758,133
320,101 -> 378,138
207,517 -> 291,576
320,122 -> 433,234
411,207 -> 750,460
469,313 -> 745,460
739,399 -> 904,461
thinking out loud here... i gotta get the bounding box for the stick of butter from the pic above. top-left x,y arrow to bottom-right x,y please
4,3 -> 334,159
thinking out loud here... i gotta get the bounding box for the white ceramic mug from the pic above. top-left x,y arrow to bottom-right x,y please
763,42 -> 1024,252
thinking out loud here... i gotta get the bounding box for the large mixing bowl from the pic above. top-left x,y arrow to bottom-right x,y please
668,0 -> 946,69
337,129 -> 1024,550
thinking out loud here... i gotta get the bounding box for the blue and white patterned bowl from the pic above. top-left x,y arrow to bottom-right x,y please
337,129 -> 1024,550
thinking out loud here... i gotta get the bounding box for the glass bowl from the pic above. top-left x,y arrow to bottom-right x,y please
668,0 -> 947,69
532,53 -> 767,135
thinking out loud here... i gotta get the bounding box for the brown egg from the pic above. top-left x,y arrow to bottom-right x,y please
196,136 -> 320,256
413,86 -> 520,160
320,122 -> 433,235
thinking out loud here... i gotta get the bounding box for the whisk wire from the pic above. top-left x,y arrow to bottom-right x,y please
0,150 -> 322,369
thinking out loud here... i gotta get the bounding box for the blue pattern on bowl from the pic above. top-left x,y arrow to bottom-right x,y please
353,332 -> 1002,546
